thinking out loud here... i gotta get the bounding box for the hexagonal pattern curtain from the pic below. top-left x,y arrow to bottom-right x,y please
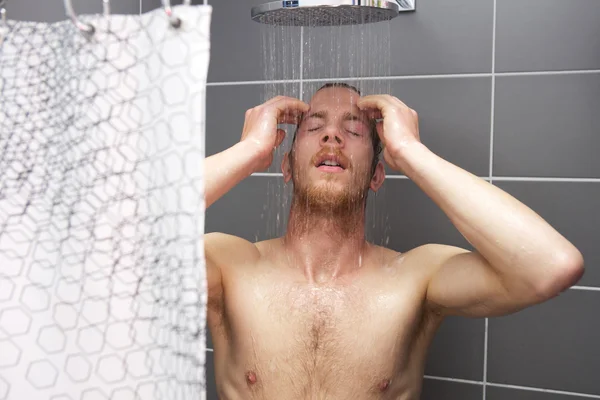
0,5 -> 211,400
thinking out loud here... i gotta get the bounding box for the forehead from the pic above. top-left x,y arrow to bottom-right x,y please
308,87 -> 362,113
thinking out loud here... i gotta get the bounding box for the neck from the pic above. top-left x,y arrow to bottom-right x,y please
283,196 -> 368,283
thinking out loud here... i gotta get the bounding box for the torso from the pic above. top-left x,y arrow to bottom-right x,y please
207,238 -> 445,400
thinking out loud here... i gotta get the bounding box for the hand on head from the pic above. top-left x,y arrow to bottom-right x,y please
241,96 -> 309,173
241,94 -> 420,174
358,95 -> 421,173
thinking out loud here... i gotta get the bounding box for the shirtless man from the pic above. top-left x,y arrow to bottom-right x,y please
204,83 -> 584,400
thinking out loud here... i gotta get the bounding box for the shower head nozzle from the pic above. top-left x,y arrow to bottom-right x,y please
251,0 -> 415,27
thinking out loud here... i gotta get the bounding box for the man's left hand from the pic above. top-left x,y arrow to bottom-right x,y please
358,94 -> 421,173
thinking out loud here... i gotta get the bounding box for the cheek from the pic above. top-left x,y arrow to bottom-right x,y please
348,144 -> 374,166
293,140 -> 317,162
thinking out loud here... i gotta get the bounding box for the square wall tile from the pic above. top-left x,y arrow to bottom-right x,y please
205,0 -> 301,82
206,176 -> 291,241
206,83 -> 301,174
488,385 -> 591,400
365,172 -> 475,251
302,77 -> 492,178
389,0 -> 493,76
302,0 -> 493,78
425,316 -> 485,381
495,181 -> 600,287
488,289 -> 600,395
493,74 -> 600,178
421,379 -> 482,400
302,21 -> 396,81
496,0 -> 600,72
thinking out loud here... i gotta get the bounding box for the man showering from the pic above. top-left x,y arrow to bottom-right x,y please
204,83 -> 584,399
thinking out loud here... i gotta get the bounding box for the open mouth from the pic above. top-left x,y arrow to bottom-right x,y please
315,154 -> 346,173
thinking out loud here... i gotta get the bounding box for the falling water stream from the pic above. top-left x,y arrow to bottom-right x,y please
259,11 -> 393,247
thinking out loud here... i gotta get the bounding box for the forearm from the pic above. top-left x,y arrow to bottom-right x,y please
205,141 -> 257,208
397,142 -> 583,291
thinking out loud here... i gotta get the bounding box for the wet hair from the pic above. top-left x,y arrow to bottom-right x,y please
290,82 -> 383,176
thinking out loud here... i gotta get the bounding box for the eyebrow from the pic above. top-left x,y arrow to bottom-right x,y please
304,110 -> 368,123
305,110 -> 328,120
342,111 -> 370,127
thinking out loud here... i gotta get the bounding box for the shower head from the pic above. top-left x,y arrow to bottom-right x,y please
251,0 -> 415,27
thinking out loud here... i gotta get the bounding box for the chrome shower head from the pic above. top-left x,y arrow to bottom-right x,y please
251,0 -> 415,27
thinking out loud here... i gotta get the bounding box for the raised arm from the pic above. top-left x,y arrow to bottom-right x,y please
358,95 -> 584,318
205,96 -> 309,208
204,96 -> 308,310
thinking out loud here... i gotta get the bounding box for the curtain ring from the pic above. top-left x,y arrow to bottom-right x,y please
63,0 -> 95,37
162,0 -> 191,29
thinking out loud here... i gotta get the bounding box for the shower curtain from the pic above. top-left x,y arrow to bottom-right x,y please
0,5 -> 210,400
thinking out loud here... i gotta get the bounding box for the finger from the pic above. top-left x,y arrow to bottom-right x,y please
278,110 -> 305,125
365,109 -> 383,120
359,95 -> 413,116
357,95 -> 395,115
275,129 -> 286,148
272,98 -> 310,123
273,97 -> 310,112
379,94 -> 412,110
241,108 -> 252,139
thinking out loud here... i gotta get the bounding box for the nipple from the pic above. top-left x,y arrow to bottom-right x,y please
246,371 -> 257,385
378,379 -> 390,392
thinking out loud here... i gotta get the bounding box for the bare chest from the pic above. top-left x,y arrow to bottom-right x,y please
216,270 -> 430,398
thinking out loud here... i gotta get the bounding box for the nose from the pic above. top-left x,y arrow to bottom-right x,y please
319,125 -> 344,147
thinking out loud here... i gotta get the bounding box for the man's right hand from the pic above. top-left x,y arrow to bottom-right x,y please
241,96 -> 309,172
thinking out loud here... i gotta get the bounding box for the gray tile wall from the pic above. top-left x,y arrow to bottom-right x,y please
7,0 -> 599,399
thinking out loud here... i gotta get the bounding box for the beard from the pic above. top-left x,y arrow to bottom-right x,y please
290,159 -> 373,217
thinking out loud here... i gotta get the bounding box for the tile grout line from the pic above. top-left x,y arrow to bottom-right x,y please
483,0 -> 498,398
492,176 -> 600,183
424,375 -> 483,386
250,173 -> 600,183
486,382 -> 600,399
423,376 -> 600,399
499,69 -> 600,77
206,69 -> 600,87
300,26 -> 304,99
571,285 -> 600,292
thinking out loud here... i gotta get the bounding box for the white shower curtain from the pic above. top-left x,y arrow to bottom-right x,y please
0,5 -> 211,400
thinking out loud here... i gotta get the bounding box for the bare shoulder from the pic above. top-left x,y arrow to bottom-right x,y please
373,243 -> 470,279
204,232 -> 261,270
401,243 -> 472,281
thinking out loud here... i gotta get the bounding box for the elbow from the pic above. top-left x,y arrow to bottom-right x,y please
535,248 -> 585,300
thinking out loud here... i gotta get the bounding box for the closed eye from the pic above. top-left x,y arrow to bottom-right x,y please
308,127 -> 322,132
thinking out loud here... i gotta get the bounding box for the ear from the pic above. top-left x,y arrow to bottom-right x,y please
369,161 -> 385,192
282,151 -> 292,183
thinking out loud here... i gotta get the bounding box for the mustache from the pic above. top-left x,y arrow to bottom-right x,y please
310,148 -> 351,169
